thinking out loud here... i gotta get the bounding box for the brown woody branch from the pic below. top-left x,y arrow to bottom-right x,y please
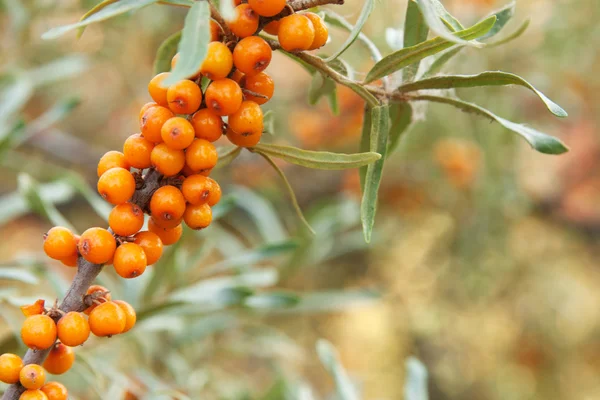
1,168 -> 166,400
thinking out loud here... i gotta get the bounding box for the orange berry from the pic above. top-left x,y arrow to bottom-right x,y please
148,218 -> 182,246
60,253 -> 78,268
138,102 -> 158,121
263,20 -> 280,35
109,203 -> 145,237
186,139 -> 218,172
133,231 -> 163,265
123,133 -> 154,169
20,300 -> 46,317
226,126 -> 262,147
140,105 -> 174,143
148,72 -> 170,107
210,19 -> 224,42
19,364 -> 46,390
228,100 -> 263,137
182,175 -> 211,205
278,14 -> 315,52
190,109 -> 223,142
161,117 -> 196,150
248,0 -> 286,17
233,36 -> 272,76
150,143 -> 185,176
97,167 -> 135,205
113,300 -> 136,333
19,389 -> 49,400
89,301 -> 126,337
166,80 -> 202,115
113,243 -> 147,279
84,285 -> 111,315
230,69 -> 245,83
150,185 -> 186,227
206,177 -> 222,206
21,315 -> 56,351
242,72 -> 274,104
78,227 -> 116,264
57,312 -> 90,347
43,227 -> 77,260
205,78 -> 243,116
305,13 -> 328,50
183,203 -> 213,230
42,343 -> 74,375
200,42 -> 233,80
228,4 -> 259,38
0,353 -> 23,384
41,382 -> 68,400
97,151 -> 129,177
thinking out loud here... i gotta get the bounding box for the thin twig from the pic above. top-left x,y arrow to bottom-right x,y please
209,2 -> 234,42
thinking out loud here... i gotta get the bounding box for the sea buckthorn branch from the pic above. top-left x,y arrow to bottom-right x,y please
288,0 -> 345,10
209,2 -> 234,41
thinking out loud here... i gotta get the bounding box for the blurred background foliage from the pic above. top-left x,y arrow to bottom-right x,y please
1,0 -> 599,399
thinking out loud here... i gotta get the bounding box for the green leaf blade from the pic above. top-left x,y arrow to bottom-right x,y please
480,0 -> 516,40
388,102 -> 414,155
397,71 -> 567,117
317,339 -> 360,400
154,31 -> 182,75
403,0 -> 429,82
323,0 -> 375,62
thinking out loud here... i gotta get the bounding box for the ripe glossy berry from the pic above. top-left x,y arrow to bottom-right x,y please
78,227 -> 116,264
150,143 -> 185,176
113,243 -> 147,279
148,72 -> 170,107
226,126 -> 262,147
133,231 -> 163,265
0,353 -> 23,384
305,13 -> 328,50
167,80 -> 202,115
182,175 -> 211,205
200,42 -> 233,80
186,139 -> 218,172
206,177 -> 222,206
97,167 -> 135,205
97,151 -> 129,177
41,382 -> 68,400
210,19 -> 224,41
228,4 -> 259,38
264,20 -> 280,35
21,315 -> 56,351
60,253 -> 78,268
109,203 -> 144,237
57,312 -> 90,347
150,186 -> 186,227
20,364 -> 46,390
248,0 -> 286,17
183,203 -> 213,230
242,72 -> 274,104
43,343 -> 74,375
205,79 -> 243,116
113,300 -> 136,333
84,285 -> 111,315
140,105 -> 174,143
43,227 -> 77,260
161,117 -> 196,150
230,69 -> 245,83
278,14 -> 315,52
148,218 -> 182,246
123,134 -> 154,169
89,301 -> 126,337
233,36 -> 272,76
228,100 -> 263,137
19,389 -> 48,400
138,102 -> 158,121
190,109 -> 223,142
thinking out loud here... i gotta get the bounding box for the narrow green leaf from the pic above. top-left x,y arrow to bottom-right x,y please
24,55 -> 90,87
263,110 -> 275,134
404,357 -> 429,400
281,289 -> 380,313
317,339 -> 360,400
256,152 -> 315,235
403,0 -> 429,82
154,31 -> 182,74
0,268 -> 39,285
364,16 -> 496,84
253,143 -> 381,170
421,46 -> 463,78
159,0 -> 194,6
388,102 -> 413,154
164,1 -> 211,85
76,0 -> 119,38
308,73 -> 339,115
244,292 -> 300,309
322,10 -> 383,62
346,82 -> 380,108
361,105 -> 390,242
410,95 -> 569,154
0,120 -> 25,160
42,0 -> 158,40
417,0 -> 476,47
215,146 -> 241,169
323,0 -> 375,62
480,1 -> 515,40
219,0 -> 236,21
0,76 -> 33,123
486,19 -> 530,47
397,71 -> 567,117
358,105 -> 372,191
